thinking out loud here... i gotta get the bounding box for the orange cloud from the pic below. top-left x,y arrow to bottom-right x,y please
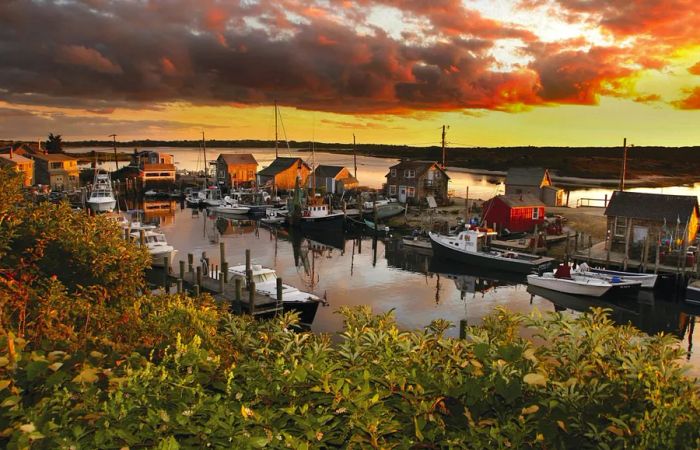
689,62 -> 700,75
673,87 -> 700,109
56,45 -> 122,74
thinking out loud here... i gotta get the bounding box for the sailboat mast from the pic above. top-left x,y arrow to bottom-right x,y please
202,131 -> 208,185
110,134 -> 119,171
441,125 -> 446,169
274,100 -> 279,158
619,137 -> 627,191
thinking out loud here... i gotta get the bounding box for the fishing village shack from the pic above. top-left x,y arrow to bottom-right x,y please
505,167 -> 564,207
481,194 -> 546,234
215,153 -> 258,189
127,150 -> 176,190
605,191 -> 699,263
0,149 -> 34,186
28,152 -> 79,190
385,160 -> 449,206
308,165 -> 358,194
257,157 -> 310,191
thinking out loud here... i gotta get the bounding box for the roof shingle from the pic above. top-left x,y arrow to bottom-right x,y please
605,191 -> 699,223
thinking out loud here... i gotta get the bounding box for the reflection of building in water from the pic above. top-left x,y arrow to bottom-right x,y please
213,217 -> 257,236
142,200 -> 177,226
384,239 -> 432,273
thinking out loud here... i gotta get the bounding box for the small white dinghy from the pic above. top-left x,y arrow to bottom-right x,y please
574,263 -> 658,289
527,272 -> 614,297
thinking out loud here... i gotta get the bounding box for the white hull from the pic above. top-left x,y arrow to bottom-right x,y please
87,199 -> 116,212
211,205 -> 250,215
150,248 -> 176,267
527,274 -> 611,297
583,268 -> 658,289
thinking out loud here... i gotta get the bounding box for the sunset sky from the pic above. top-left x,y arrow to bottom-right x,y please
1,0 -> 700,147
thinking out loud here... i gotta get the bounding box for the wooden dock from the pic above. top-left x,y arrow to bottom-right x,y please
573,241 -> 698,276
155,245 -> 284,318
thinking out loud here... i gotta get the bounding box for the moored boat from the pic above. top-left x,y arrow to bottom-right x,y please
362,199 -> 405,220
526,273 -> 613,297
228,264 -> 321,325
686,280 -> 700,305
429,229 -> 555,274
87,170 -> 116,213
130,229 -> 176,267
576,265 -> 658,289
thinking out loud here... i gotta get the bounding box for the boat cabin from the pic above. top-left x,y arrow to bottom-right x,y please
443,229 -> 496,253
305,204 -> 329,218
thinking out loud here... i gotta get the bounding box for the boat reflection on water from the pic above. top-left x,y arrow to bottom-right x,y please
528,285 -> 700,357
429,259 -> 526,300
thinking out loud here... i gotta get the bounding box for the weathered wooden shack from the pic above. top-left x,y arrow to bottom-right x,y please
309,165 -> 358,194
215,153 -> 258,189
505,167 -> 564,207
605,191 -> 699,262
384,160 -> 449,205
257,157 -> 310,190
482,194 -> 546,233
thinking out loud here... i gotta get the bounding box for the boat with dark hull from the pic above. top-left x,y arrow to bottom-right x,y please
429,229 -> 555,274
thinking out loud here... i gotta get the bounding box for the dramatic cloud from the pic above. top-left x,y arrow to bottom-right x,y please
0,0 -> 696,122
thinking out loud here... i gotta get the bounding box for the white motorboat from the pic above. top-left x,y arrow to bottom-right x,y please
228,264 -> 321,324
202,187 -> 223,207
210,202 -> 250,216
574,264 -> 658,289
362,199 -> 405,220
87,170 -> 116,213
131,229 -> 176,267
527,273 -> 613,297
527,271 -> 642,298
260,207 -> 287,225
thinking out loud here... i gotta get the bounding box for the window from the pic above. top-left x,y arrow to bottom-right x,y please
614,217 -> 627,237
390,168 -> 396,177
407,187 -> 415,198
389,185 -> 397,195
50,162 -> 62,169
247,170 -> 255,178
404,169 -> 415,178
435,171 -> 441,178
532,207 -> 540,220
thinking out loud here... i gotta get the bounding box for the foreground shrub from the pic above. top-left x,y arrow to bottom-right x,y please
1,307 -> 698,449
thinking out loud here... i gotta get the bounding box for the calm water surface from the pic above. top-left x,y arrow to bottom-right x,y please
141,202 -> 700,376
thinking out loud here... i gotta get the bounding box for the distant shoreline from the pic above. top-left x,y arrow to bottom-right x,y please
60,141 -> 700,189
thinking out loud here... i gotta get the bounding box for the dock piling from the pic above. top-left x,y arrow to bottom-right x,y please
219,273 -> 225,293
249,281 -> 256,315
276,278 -> 283,315
220,242 -> 226,267
176,279 -> 183,294
459,319 -> 467,339
163,257 -> 169,289
654,233 -> 661,274
193,284 -> 200,296
179,260 -> 185,280
222,262 -> 229,283
188,253 -> 194,272
196,266 -> 202,288
139,229 -> 145,247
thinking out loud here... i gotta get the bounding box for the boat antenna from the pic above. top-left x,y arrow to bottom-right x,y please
109,134 -> 119,171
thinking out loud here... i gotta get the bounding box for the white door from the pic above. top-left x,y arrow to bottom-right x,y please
399,185 -> 407,202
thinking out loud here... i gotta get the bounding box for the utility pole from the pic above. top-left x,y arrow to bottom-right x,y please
202,131 -> 208,184
441,125 -> 446,169
619,137 -> 627,191
353,133 -> 357,179
274,100 -> 279,158
109,134 -> 119,171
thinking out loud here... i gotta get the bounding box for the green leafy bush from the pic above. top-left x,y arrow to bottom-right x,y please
1,168 -> 699,449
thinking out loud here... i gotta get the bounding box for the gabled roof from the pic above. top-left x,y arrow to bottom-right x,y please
505,167 -> 548,187
492,194 -> 545,208
258,157 -> 309,176
26,152 -> 77,162
313,165 -> 346,179
386,160 -> 450,179
0,153 -> 33,164
605,191 -> 699,223
218,153 -> 258,165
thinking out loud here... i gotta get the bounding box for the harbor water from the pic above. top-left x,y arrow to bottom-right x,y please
144,203 -> 700,376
